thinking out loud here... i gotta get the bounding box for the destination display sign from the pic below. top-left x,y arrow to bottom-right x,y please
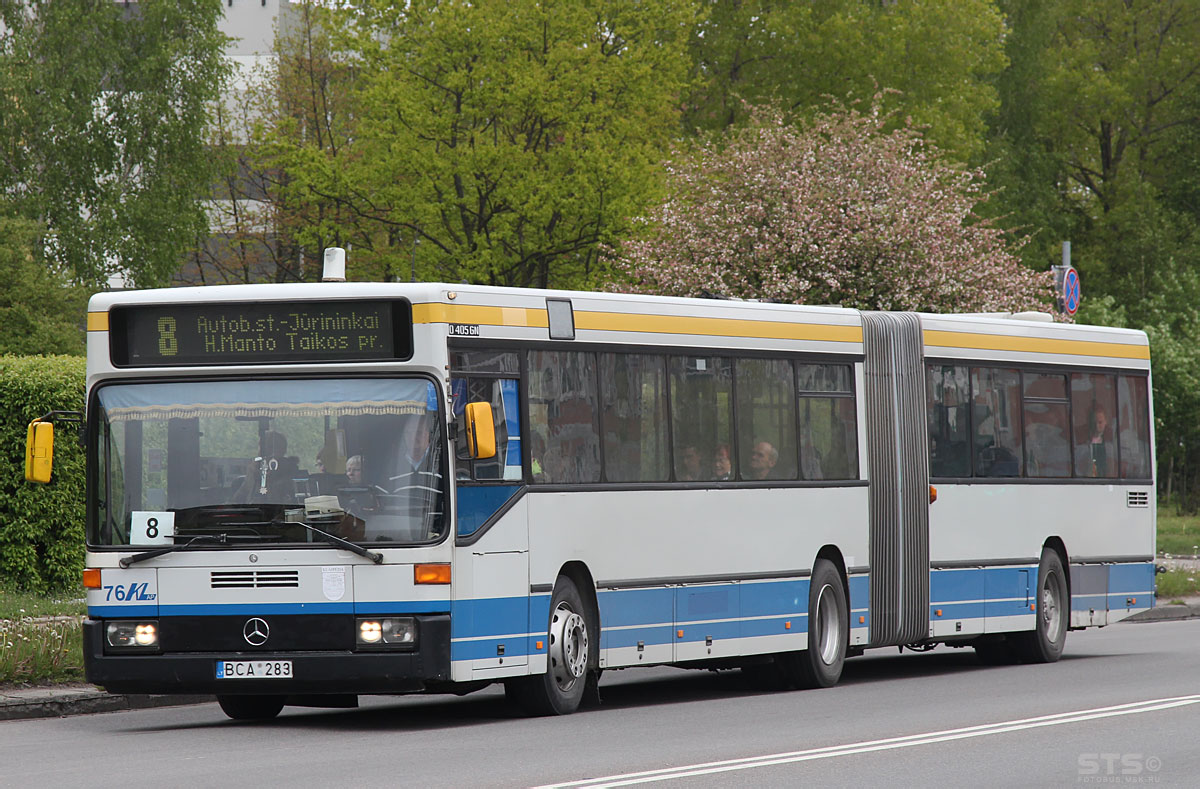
110,300 -> 412,367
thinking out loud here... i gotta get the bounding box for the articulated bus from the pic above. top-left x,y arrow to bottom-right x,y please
27,261 -> 1156,719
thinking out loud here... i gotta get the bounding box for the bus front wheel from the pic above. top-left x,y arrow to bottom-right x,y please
506,576 -> 593,716
217,694 -> 285,721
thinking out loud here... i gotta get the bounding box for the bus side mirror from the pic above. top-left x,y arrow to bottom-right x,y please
464,402 -> 496,460
25,421 -> 54,483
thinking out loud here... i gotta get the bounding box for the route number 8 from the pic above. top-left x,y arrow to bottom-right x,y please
157,317 -> 178,356
145,517 -> 159,540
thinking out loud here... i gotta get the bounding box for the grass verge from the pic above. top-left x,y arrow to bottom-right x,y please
0,591 -> 86,686
1156,512 -> 1200,557
0,590 -> 86,620
1156,569 -> 1200,603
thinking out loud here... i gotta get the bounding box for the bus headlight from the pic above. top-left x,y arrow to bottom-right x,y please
356,617 -> 416,649
105,620 -> 159,650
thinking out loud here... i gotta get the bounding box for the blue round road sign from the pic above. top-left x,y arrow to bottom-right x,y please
1062,267 -> 1081,314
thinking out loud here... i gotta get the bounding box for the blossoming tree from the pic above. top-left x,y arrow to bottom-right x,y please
611,104 -> 1054,314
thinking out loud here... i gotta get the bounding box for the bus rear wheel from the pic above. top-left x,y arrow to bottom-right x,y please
506,576 -> 594,716
1014,549 -> 1068,663
217,694 -> 285,721
777,558 -> 848,689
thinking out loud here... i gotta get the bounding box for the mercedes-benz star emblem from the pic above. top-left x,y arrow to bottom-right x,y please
243,618 -> 270,646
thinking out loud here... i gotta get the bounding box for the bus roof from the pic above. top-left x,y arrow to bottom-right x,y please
88,281 -> 1149,369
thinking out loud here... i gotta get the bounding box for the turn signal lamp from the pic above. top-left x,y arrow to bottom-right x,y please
414,564 -> 451,584
83,568 -> 101,589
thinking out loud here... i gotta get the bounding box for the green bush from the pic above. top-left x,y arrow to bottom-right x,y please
0,356 -> 86,592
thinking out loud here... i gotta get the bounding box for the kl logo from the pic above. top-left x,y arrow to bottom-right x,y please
103,582 -> 157,602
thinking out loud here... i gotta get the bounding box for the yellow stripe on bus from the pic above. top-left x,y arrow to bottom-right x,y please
87,312 -> 109,332
574,311 -> 862,343
413,302 -> 862,343
412,302 -> 1146,358
412,303 -> 549,328
923,329 -> 1150,360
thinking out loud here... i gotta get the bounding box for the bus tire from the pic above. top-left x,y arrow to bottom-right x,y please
780,559 -> 848,689
217,694 -> 285,721
1015,549 -> 1068,663
506,576 -> 593,716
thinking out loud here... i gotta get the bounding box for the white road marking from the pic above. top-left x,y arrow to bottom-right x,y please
539,694 -> 1200,788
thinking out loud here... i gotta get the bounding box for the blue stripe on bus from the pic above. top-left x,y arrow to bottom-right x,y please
354,601 -> 450,615
158,602 -> 356,616
452,638 -> 533,661
1108,562 -> 1155,593
93,601 -> 453,618
88,605 -> 158,618
1106,594 -> 1151,609
602,624 -> 677,650
741,614 -> 807,639
450,596 -> 530,639
1071,593 -> 1107,611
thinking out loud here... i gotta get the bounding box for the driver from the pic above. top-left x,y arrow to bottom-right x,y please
234,430 -> 300,503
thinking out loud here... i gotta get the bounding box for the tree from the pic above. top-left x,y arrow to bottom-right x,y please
273,0 -> 697,288
0,214 -> 87,355
985,0 -> 1200,504
610,103 -> 1052,313
0,0 -> 231,287
685,0 -> 1009,163
986,0 -> 1200,306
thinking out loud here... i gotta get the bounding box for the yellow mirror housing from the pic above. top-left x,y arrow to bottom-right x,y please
25,421 -> 54,483
464,402 -> 497,460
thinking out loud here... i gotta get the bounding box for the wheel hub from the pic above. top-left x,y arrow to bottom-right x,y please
549,603 -> 588,690
815,584 -> 842,665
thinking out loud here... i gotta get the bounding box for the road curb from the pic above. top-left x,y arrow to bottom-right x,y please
1123,603 -> 1200,624
0,686 -> 213,721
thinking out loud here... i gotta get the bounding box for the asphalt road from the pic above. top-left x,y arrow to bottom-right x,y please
3,619 -> 1199,788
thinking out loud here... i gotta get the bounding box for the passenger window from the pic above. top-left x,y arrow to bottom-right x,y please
797,363 -> 858,480
1022,372 -> 1071,478
527,350 -> 600,484
1071,373 -> 1116,478
1117,375 -> 1151,479
601,353 -> 669,482
971,367 -> 1022,477
737,359 -> 797,480
927,364 -> 970,477
670,356 -> 733,481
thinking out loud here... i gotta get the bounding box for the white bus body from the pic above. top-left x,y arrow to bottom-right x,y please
78,283 -> 1155,718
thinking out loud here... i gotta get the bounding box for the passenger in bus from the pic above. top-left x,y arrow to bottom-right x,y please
747,440 -> 779,480
346,454 -> 365,485
677,444 -> 704,481
1083,405 -> 1111,477
712,444 -> 732,480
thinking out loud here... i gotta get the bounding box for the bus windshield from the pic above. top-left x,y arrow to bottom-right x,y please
90,378 -> 446,547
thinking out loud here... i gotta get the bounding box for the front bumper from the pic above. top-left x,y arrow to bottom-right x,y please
83,615 -> 451,695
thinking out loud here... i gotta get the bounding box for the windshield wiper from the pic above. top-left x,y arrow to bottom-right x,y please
290,520 -> 383,564
119,535 -> 226,568
118,513 -> 383,566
